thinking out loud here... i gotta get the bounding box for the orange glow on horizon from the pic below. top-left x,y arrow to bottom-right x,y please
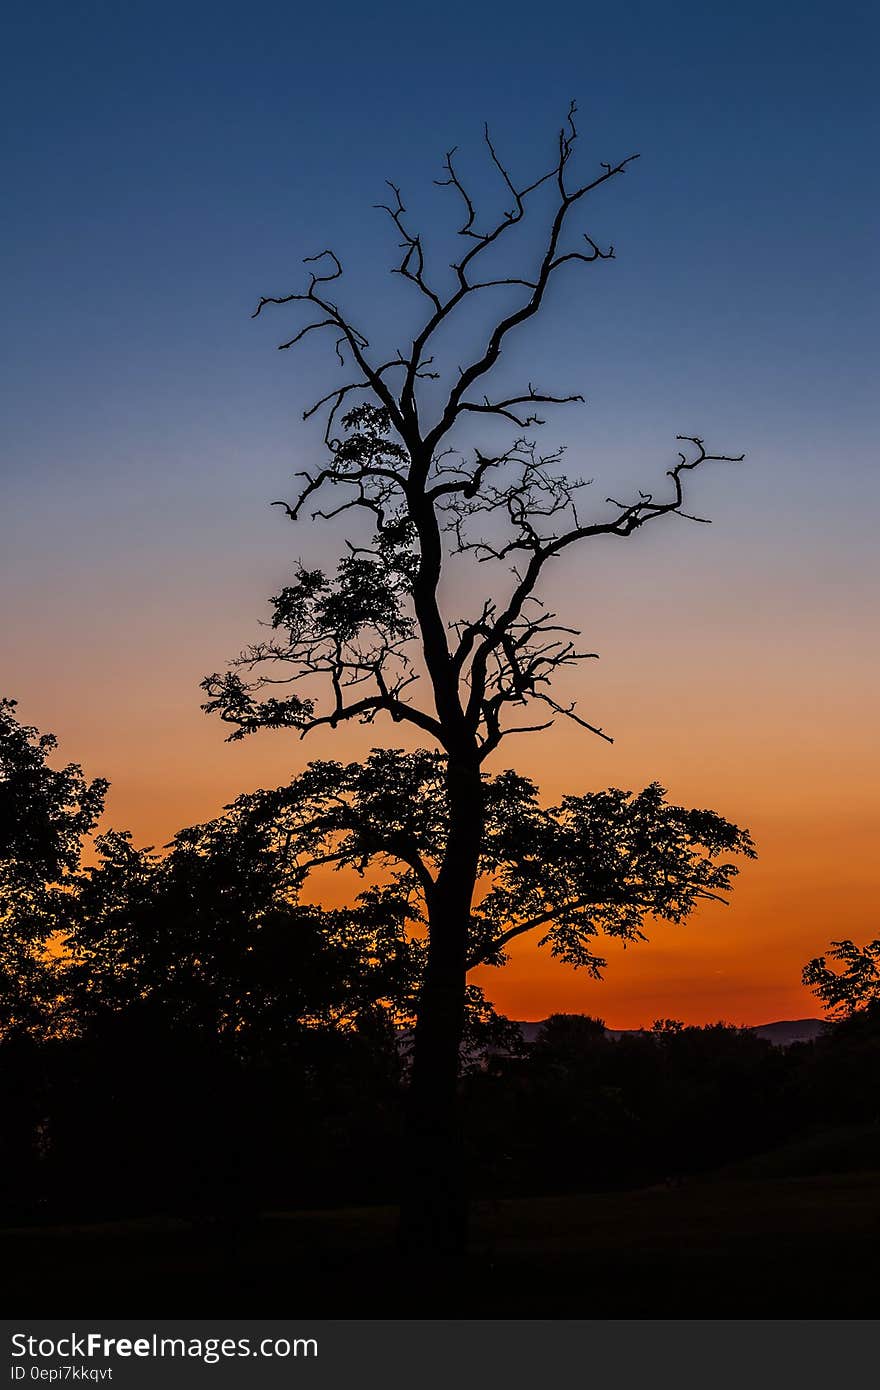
46,691 -> 872,1031
9,486 -> 877,1033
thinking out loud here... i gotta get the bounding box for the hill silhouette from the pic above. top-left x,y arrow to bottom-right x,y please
514,1017 -> 824,1047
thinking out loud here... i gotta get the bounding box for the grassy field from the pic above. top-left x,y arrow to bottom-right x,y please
3,1168 -> 879,1316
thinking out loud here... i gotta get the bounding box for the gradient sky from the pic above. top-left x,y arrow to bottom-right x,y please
2,0 -> 878,1026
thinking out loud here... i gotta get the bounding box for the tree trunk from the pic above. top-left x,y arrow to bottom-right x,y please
399,754 -> 482,1258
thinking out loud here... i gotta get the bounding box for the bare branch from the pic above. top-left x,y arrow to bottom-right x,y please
457,387 -> 585,430
532,694 -> 613,745
375,181 -> 443,313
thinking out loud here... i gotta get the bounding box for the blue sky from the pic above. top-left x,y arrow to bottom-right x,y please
3,0 -> 876,756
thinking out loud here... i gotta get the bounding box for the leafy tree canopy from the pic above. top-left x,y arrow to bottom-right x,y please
155,747 -> 754,980
803,939 -> 880,1018
0,699 -> 107,1033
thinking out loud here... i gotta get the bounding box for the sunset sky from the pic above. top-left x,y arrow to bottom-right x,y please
3,0 -> 877,1027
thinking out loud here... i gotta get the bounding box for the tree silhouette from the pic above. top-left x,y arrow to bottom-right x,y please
62,796 -> 424,1043
202,108 -> 750,1253
0,699 -> 106,1036
803,939 -> 880,1018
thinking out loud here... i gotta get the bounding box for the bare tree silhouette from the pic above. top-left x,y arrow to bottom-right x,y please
203,105 -> 746,1254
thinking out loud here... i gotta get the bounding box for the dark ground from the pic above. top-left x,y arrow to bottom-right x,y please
3,1168 -> 879,1317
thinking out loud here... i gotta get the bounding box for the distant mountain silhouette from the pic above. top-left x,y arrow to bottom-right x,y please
514,1018 -> 825,1047
750,1018 -> 825,1046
